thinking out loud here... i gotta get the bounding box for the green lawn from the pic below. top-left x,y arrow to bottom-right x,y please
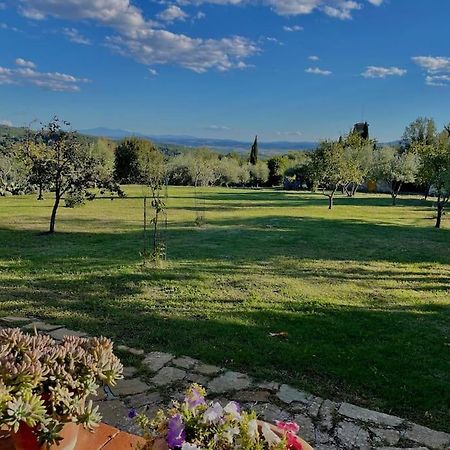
1,186 -> 449,431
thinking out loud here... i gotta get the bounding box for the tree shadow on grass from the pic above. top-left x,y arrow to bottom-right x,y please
1,275 -> 449,431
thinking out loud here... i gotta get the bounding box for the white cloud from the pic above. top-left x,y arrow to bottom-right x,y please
305,66 -> 332,75
157,5 -> 188,22
283,25 -> 303,32
412,56 -> 450,73
148,68 -> 158,75
206,124 -> 230,131
62,27 -> 91,45
0,119 -> 13,127
323,1 -> 361,20
0,61 -> 90,92
177,0 -> 377,18
412,56 -> 450,87
15,58 -> 36,68
17,0 -> 258,73
0,22 -> 20,32
308,55 -> 319,61
276,130 -> 302,137
425,75 -> 450,87
361,66 -> 407,78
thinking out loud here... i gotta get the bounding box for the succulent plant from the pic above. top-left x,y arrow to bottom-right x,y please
0,328 -> 123,444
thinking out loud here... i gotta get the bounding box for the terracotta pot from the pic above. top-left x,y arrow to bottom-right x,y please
149,421 -> 314,450
11,422 -> 80,450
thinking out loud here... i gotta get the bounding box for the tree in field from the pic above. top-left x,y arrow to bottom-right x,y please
29,117 -> 122,233
139,145 -> 168,258
216,157 -> 249,187
310,140 -> 346,209
114,137 -> 157,183
340,133 -> 375,197
0,140 -> 28,196
402,117 -> 437,150
249,135 -> 258,165
267,155 -> 290,186
248,160 -> 269,187
185,148 -> 219,187
420,127 -> 450,228
371,146 -> 419,205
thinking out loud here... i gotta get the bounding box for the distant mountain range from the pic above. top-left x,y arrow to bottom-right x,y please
80,127 -> 318,153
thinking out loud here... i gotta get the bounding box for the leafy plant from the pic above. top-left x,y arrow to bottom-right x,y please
134,384 -> 303,450
0,328 -> 123,445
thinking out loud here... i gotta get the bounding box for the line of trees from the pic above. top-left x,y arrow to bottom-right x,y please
0,116 -> 449,230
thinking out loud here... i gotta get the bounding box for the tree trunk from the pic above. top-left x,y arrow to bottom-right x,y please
37,183 -> 44,200
328,195 -> 333,209
435,204 -> 443,229
391,194 -> 397,206
424,184 -> 431,201
49,194 -> 60,233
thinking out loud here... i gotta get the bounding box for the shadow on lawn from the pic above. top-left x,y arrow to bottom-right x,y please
0,270 -> 450,431
1,214 -> 450,430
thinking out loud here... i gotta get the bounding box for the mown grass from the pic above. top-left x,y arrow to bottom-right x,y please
1,186 -> 449,431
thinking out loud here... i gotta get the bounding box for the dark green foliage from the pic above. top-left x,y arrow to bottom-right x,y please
267,155 -> 290,186
249,135 -> 258,165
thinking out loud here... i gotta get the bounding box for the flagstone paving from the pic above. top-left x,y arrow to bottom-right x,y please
2,316 -> 450,450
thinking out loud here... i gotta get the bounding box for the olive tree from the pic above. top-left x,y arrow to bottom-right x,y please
29,118 -> 121,233
371,146 -> 419,205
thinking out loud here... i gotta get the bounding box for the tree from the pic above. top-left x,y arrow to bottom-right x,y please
249,135 -> 258,165
114,138 -> 155,183
29,117 -> 121,233
371,146 -> 419,205
402,117 -> 437,150
216,157 -> 249,187
420,131 -> 450,228
267,156 -> 290,186
248,161 -> 268,187
340,133 -> 375,197
310,140 -> 346,209
139,145 -> 167,259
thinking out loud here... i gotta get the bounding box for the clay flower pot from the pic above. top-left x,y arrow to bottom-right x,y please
11,422 -> 80,450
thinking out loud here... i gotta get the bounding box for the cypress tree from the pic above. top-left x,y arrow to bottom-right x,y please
249,135 -> 258,165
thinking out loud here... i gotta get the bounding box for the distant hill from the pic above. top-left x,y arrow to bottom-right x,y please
80,127 -> 317,155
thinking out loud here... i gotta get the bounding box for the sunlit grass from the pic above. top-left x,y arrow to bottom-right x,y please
1,186 -> 449,430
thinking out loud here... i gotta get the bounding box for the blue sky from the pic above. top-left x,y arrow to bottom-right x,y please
1,0 -> 450,142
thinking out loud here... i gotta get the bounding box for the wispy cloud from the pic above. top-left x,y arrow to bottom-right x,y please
62,27 -> 91,45
17,0 -> 258,73
177,0 -> 381,18
0,59 -> 90,92
157,5 -> 188,22
15,58 -> 36,68
425,75 -> 450,87
412,56 -> 450,87
283,25 -> 303,32
205,124 -> 231,131
305,67 -> 332,76
148,68 -> 158,76
361,66 -> 407,78
276,130 -> 302,137
308,55 -> 319,61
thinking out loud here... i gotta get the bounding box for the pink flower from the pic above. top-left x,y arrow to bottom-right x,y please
275,421 -> 300,434
286,431 -> 303,450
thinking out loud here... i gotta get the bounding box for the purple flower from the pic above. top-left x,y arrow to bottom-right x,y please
186,387 -> 206,410
167,414 -> 186,448
128,408 -> 137,419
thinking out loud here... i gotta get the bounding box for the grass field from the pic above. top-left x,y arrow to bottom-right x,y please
1,186 -> 449,431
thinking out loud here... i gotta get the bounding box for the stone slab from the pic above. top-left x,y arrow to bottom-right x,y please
49,328 -> 87,341
277,384 -> 313,405
24,321 -> 63,332
338,402 -> 403,428
111,378 -> 150,397
172,356 -> 199,369
151,366 -> 186,386
195,363 -> 221,375
208,371 -> 251,393
405,423 -> 450,450
143,352 -> 174,372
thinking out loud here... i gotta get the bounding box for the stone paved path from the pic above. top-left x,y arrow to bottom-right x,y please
2,316 -> 449,450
